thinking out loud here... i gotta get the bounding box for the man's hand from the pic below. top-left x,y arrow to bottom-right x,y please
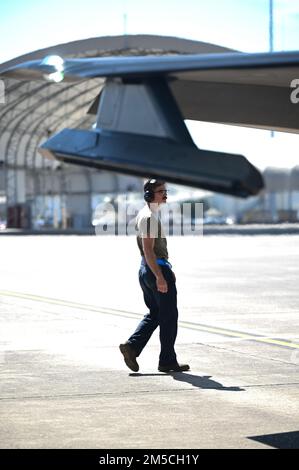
156,273 -> 168,293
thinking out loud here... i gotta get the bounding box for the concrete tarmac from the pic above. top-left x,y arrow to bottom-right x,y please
0,234 -> 299,449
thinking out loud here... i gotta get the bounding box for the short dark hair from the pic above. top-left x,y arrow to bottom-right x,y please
143,178 -> 166,193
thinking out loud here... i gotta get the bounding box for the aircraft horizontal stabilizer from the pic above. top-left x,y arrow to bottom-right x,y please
39,128 -> 263,198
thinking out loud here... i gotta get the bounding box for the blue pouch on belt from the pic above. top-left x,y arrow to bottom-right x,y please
156,258 -> 172,269
141,256 -> 172,269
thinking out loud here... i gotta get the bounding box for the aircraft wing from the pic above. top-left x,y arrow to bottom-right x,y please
1,49 -> 299,80
2,50 -> 298,196
1,50 -> 299,132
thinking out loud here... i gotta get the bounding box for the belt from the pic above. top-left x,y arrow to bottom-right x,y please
141,256 -> 172,269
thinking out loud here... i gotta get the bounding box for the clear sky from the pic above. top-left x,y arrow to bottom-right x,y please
1,0 -> 299,169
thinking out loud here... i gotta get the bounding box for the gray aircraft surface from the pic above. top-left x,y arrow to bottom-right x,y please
1,50 -> 299,197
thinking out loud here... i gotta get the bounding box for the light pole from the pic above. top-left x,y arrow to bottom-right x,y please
269,0 -> 274,53
123,0 -> 128,49
269,0 -> 274,138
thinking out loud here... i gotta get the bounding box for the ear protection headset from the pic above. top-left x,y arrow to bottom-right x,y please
144,179 -> 157,203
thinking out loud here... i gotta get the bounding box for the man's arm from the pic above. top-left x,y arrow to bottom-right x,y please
142,237 -> 168,293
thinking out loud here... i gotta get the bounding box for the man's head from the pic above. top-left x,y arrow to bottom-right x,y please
144,178 -> 168,206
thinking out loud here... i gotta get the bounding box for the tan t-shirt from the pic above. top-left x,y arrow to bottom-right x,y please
136,204 -> 168,259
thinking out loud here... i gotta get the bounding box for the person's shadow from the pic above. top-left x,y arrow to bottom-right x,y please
130,372 -> 244,391
170,372 -> 244,391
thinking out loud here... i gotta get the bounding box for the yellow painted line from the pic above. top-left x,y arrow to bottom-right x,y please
0,289 -> 141,320
180,321 -> 299,349
179,321 -> 256,340
1,289 -> 299,350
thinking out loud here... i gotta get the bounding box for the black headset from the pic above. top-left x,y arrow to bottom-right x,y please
144,179 -> 157,203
